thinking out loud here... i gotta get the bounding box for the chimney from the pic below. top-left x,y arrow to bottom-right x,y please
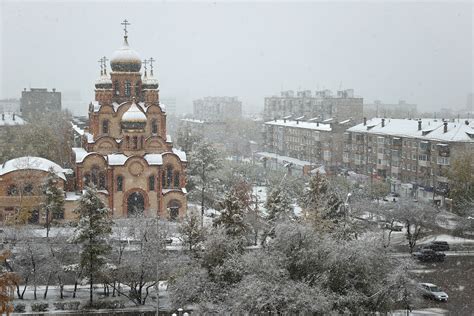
296,120 -> 299,125
52,88 -> 56,92
317,122 -> 319,127
1,114 -> 4,120
12,113 -> 15,121
363,117 -> 367,126
443,121 -> 448,133
465,120 -> 470,126
284,119 -> 286,123
381,118 -> 385,127
418,120 -> 422,131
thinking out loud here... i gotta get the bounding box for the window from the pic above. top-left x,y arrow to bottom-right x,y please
125,81 -> 131,96
133,136 -> 138,150
134,82 -> 140,97
149,175 -> 155,191
173,172 -> 180,188
117,176 -> 123,191
53,209 -> 64,220
166,166 -> 173,188
23,183 -> 34,195
167,200 -> 180,221
152,119 -> 158,134
85,166 -> 106,189
114,80 -> 120,96
437,157 -> 450,165
102,120 -> 109,134
418,154 -> 428,161
7,185 -> 18,196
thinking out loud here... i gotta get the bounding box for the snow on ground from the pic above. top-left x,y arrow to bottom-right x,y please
418,234 -> 474,245
390,308 -> 448,315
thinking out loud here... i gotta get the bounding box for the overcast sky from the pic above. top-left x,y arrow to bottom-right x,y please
1,1 -> 472,115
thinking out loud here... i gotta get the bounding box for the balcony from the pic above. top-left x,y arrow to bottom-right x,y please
419,160 -> 431,167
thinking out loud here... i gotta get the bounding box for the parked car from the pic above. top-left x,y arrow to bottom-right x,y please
384,222 -> 404,231
425,241 -> 450,251
418,283 -> 449,302
413,249 -> 446,262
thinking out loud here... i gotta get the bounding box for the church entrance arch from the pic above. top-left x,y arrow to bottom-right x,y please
127,191 -> 145,217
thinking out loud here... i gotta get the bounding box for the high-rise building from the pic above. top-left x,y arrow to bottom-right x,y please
364,100 -> 417,119
193,96 -> 242,122
263,89 -> 363,122
20,88 -> 61,117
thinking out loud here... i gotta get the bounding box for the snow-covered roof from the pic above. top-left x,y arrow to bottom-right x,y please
144,154 -> 163,165
71,123 -> 84,136
72,147 -> 91,163
121,102 -> 147,122
265,119 -> 332,131
158,102 -> 166,113
181,118 -> 205,124
162,188 -> 187,195
0,113 -> 26,126
172,148 -> 187,162
0,156 -> 67,180
256,152 -> 312,167
347,118 -> 474,143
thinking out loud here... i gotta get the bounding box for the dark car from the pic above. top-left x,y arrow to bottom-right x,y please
425,241 -> 450,251
413,249 -> 445,262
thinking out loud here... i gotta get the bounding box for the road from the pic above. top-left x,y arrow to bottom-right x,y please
410,256 -> 474,315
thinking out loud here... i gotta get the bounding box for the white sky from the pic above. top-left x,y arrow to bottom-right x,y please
1,1 -> 473,115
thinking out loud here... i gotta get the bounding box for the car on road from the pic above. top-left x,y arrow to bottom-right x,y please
413,249 -> 446,262
418,283 -> 449,302
424,241 -> 450,251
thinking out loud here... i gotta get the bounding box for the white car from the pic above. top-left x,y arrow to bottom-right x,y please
418,283 -> 448,302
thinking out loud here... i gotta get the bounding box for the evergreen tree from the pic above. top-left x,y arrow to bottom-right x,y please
448,152 -> 474,215
71,186 -> 112,304
179,212 -> 206,251
214,189 -> 249,238
265,186 -> 293,222
42,169 -> 65,238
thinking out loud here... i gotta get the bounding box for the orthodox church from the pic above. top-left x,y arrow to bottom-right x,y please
0,22 -> 187,222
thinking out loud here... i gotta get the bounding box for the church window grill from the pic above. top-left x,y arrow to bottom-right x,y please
102,120 -> 109,134
114,80 -> 120,96
148,175 -> 155,191
23,184 -> 34,196
117,175 -> 123,191
152,119 -> 158,134
173,172 -> 180,188
125,81 -> 132,97
161,171 -> 166,188
7,185 -> 18,196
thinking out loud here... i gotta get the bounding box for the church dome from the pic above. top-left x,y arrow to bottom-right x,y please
121,101 -> 147,131
110,37 -> 142,72
95,74 -> 112,89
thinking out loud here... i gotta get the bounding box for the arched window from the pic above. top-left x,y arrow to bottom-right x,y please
102,120 -> 109,134
125,81 -> 131,96
133,136 -> 138,150
161,171 -> 166,188
7,185 -> 18,196
135,82 -> 140,97
117,175 -> 123,192
84,173 -> 90,186
167,200 -> 181,221
148,175 -> 155,191
166,166 -> 173,189
114,80 -> 120,96
99,172 -> 106,190
173,172 -> 180,188
151,119 -> 158,134
85,166 -> 106,189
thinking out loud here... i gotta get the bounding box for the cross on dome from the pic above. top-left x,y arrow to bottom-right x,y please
149,57 -> 155,76
121,19 -> 131,38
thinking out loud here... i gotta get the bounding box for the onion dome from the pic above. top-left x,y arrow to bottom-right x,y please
95,74 -> 112,89
142,74 -> 159,90
110,37 -> 142,72
121,100 -> 147,131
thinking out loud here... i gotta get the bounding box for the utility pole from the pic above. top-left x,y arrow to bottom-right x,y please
155,215 -> 160,316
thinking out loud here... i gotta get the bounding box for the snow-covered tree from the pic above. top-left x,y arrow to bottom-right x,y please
266,186 -> 293,223
448,152 -> 474,215
71,186 -> 113,304
187,141 -> 222,221
179,212 -> 206,251
0,251 -> 19,315
41,169 -> 65,238
214,188 -> 249,238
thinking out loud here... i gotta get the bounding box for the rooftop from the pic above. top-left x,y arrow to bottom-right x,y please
264,119 -> 332,131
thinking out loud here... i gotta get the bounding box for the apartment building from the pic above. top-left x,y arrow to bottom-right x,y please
261,118 -> 353,174
193,96 -> 242,122
263,89 -> 363,122
344,118 -> 474,203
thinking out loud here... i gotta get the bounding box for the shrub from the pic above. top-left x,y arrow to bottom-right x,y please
31,302 -> 49,312
14,303 -> 26,313
54,301 -> 81,311
83,299 -> 125,310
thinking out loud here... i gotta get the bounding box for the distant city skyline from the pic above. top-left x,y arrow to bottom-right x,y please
1,1 -> 472,115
